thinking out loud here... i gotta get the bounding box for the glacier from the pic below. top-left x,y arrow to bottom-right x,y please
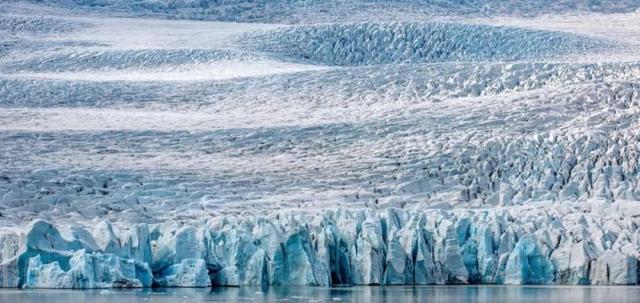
7,0 -> 640,23
244,22 -> 612,66
2,201 -> 640,288
3,0 -> 640,290
24,250 -> 153,288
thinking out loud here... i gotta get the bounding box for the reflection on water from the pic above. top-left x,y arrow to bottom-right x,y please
2,285 -> 640,303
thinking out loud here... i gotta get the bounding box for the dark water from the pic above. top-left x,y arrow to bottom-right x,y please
2,285 -> 640,303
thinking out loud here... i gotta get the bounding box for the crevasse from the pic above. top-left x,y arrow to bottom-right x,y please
245,22 -> 611,66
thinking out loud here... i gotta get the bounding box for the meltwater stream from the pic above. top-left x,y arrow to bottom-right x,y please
2,286 -> 640,303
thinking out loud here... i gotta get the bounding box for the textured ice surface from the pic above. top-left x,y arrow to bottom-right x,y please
4,49 -> 266,72
154,258 -> 211,287
3,0 -> 640,288
7,0 -> 640,23
245,22 -> 612,66
25,250 -> 153,288
2,202 -> 640,287
0,14 -> 84,34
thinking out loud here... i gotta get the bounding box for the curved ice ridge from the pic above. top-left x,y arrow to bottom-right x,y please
4,49 -> 266,72
10,0 -> 640,23
1,201 -> 640,288
0,14 -> 86,35
3,62 -> 640,108
246,22 -> 611,66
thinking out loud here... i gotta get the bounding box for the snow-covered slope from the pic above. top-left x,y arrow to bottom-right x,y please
5,0 -> 640,23
2,1 -> 640,288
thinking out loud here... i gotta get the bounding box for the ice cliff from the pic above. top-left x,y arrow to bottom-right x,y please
2,201 -> 640,288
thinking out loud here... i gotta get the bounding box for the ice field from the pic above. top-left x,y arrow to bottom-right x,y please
2,0 -> 640,288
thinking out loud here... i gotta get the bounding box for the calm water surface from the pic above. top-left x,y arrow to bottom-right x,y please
1,285 -> 640,302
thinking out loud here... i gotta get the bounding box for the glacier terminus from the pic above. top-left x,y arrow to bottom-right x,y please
2,0 -> 640,290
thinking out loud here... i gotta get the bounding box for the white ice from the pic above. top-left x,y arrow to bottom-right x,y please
2,0 -> 640,288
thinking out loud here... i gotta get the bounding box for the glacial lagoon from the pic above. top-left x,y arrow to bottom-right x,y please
2,286 -> 640,303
